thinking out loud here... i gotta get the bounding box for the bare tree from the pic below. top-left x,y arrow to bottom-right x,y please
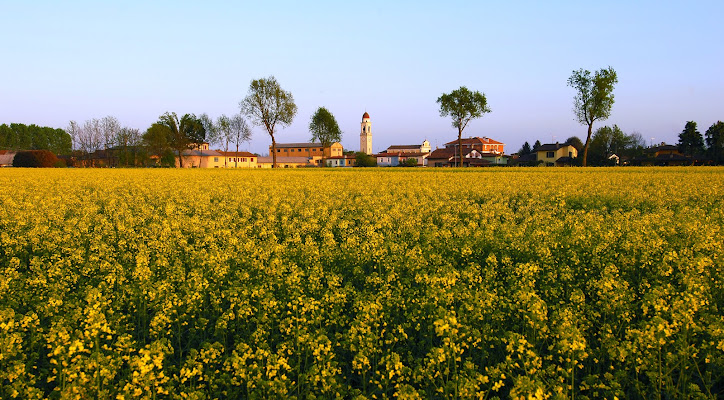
75,118 -> 103,166
100,116 -> 121,165
230,114 -> 252,168
66,121 -> 81,151
216,115 -> 233,167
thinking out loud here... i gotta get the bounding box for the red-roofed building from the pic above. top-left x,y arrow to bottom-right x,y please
444,136 -> 505,154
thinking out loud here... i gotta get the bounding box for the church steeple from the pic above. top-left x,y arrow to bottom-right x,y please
360,112 -> 372,155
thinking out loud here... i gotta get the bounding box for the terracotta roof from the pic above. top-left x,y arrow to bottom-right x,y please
427,148 -> 456,158
444,136 -> 504,146
387,145 -> 422,150
362,112 -> 370,119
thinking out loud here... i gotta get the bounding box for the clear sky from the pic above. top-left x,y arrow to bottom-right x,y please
2,0 -> 723,154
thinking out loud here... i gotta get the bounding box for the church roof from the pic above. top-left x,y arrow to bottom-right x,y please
362,112 -> 370,119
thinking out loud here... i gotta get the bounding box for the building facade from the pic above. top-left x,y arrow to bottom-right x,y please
444,136 -> 505,154
218,151 -> 258,168
269,142 -> 343,165
535,143 -> 578,166
385,140 -> 431,154
257,156 -> 315,168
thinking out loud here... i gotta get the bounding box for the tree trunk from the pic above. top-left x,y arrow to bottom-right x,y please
235,142 -> 238,168
271,135 -> 277,168
457,127 -> 463,167
177,149 -> 184,168
582,122 -> 593,167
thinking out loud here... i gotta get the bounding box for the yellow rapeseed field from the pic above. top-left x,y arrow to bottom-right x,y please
0,167 -> 722,399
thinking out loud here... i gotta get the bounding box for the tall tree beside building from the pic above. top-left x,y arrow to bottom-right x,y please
240,76 -> 297,168
678,121 -> 705,156
565,136 -> 584,153
437,86 -> 491,167
115,127 -> 143,166
518,141 -> 532,155
567,67 -> 618,166
589,125 -> 629,165
533,140 -> 542,151
309,107 -> 342,149
142,123 -> 173,166
705,121 -> 724,164
150,112 -> 205,168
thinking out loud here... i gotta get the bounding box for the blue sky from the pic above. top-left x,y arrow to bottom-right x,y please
2,0 -> 723,154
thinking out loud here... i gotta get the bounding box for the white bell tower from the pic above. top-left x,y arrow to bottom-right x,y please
360,111 -> 372,155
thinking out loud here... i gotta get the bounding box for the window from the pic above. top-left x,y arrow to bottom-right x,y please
298,148 -> 302,152
277,149 -> 281,152
284,149 -> 288,152
312,148 -> 316,152
546,151 -> 555,158
251,158 -> 254,162
291,149 -> 294,152
569,151 -> 573,157
214,157 -> 219,162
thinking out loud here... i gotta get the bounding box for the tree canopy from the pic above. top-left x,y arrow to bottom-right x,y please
437,86 -> 490,166
240,76 -> 297,168
518,141 -> 532,156
147,112 -> 206,167
565,136 -> 584,153
355,151 -> 377,167
678,121 -> 705,156
0,123 -> 71,155
567,67 -> 618,166
705,121 -> 724,164
309,107 -> 342,149
588,125 -> 646,165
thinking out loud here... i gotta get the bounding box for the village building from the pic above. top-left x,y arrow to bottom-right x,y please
175,143 -> 225,168
535,143 -> 578,166
375,140 -> 432,167
444,136 -> 505,154
257,156 -> 315,168
385,140 -> 432,154
631,143 -> 699,166
326,155 -> 357,167
427,148 -> 508,167
218,151 -> 258,168
0,150 -> 16,167
270,142 -> 343,166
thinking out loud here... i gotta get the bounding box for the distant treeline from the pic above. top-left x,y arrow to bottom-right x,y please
0,123 -> 72,155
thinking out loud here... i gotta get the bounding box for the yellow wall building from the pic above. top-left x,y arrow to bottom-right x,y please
535,143 -> 578,165
269,142 -> 343,166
